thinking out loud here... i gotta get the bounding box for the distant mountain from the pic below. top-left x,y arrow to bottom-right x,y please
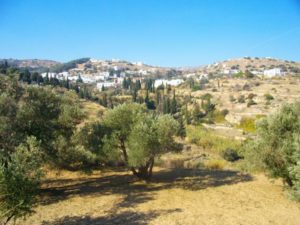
0,58 -> 60,68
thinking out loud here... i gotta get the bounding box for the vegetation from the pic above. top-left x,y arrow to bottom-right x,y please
243,102 -> 300,200
186,125 -> 240,153
102,103 -> 179,180
51,58 -> 90,73
237,117 -> 256,133
222,148 -> 242,162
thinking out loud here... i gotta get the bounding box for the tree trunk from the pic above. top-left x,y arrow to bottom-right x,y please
3,213 -> 14,225
133,157 -> 155,181
118,140 -> 155,180
285,176 -> 293,187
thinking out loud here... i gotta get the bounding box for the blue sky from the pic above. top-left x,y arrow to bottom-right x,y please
0,0 -> 300,67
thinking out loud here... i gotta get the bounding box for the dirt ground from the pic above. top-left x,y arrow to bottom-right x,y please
17,167 -> 300,225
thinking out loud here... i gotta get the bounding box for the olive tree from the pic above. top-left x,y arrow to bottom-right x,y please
103,103 -> 179,180
244,102 -> 300,200
0,137 -> 43,225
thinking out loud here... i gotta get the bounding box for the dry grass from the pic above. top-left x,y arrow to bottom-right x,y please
78,100 -> 105,127
17,167 -> 300,225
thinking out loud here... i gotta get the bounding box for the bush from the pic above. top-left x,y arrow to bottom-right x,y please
222,148 -> 241,162
247,99 -> 257,107
264,93 -> 274,101
229,95 -> 236,102
237,117 -> 256,133
247,93 -> 256,99
243,102 -> 300,200
238,95 -> 245,103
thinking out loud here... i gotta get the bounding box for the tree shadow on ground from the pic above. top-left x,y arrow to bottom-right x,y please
40,168 -> 252,207
41,209 -> 182,225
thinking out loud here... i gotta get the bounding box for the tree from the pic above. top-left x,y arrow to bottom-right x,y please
44,74 -> 49,85
135,79 -> 141,90
0,137 -> 43,225
30,72 -> 39,83
163,97 -> 171,114
132,89 -> 137,102
76,74 -> 83,83
177,114 -> 186,139
103,103 -> 179,180
19,69 -> 31,84
170,90 -> 178,114
102,93 -> 108,107
192,103 -> 201,124
244,102 -> 300,200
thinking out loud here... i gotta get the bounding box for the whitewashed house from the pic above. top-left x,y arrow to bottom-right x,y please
97,82 -> 115,90
154,79 -> 184,88
264,68 -> 285,77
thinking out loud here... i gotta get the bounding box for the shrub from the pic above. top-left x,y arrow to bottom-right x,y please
238,95 -> 245,103
222,148 -> 241,162
237,117 -> 256,133
243,83 -> 251,91
221,109 -> 229,116
247,99 -> 257,107
243,102 -> 300,200
264,93 -> 274,101
247,93 -> 256,99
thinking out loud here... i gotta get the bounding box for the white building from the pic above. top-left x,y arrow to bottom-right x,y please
41,72 -> 57,78
96,82 -> 115,90
81,75 -> 95,84
264,68 -> 285,77
223,69 -> 239,75
154,79 -> 184,88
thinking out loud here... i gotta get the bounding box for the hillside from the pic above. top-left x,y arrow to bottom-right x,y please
2,57 -> 300,77
197,57 -> 300,74
0,59 -> 60,69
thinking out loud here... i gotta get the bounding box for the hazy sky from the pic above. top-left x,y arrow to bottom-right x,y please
0,0 -> 300,67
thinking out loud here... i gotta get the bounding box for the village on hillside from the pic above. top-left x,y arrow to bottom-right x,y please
34,57 -> 300,92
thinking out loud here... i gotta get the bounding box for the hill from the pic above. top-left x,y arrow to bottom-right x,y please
0,58 -> 61,71
197,57 -> 300,74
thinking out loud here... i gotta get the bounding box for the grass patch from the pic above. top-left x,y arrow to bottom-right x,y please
236,115 -> 265,133
186,125 -> 241,153
204,159 -> 226,170
236,117 -> 256,133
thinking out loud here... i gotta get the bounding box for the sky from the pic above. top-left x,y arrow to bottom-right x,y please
0,0 -> 300,67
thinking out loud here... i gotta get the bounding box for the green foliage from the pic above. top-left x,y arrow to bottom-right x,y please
51,58 -> 90,73
211,109 -> 229,123
127,114 -> 178,166
0,76 -> 83,165
247,99 -> 256,107
187,125 -> 240,153
54,135 -> 96,169
102,103 -> 179,179
0,137 -> 43,224
233,71 -> 244,78
237,117 -> 256,133
222,148 -> 242,162
243,102 -> 300,200
237,95 -> 245,103
264,93 -> 274,101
